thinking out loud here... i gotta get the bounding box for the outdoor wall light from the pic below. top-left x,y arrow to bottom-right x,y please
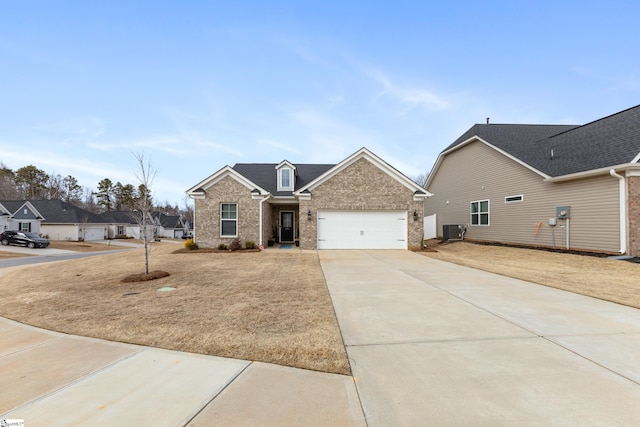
413,210 -> 418,221
307,210 -> 312,220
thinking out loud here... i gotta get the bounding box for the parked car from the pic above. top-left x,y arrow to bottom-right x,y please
0,231 -> 50,248
181,233 -> 193,239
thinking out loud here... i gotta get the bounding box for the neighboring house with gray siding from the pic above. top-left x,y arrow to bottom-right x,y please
0,200 -> 44,234
1,199 -> 118,241
187,148 -> 430,250
425,104 -> 640,256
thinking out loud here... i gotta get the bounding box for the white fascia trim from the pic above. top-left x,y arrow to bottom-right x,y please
275,160 -> 296,171
426,136 -> 550,189
631,151 -> 640,164
476,137 -> 550,179
18,201 -> 45,221
294,147 -> 432,197
544,163 -> 639,183
0,203 -> 11,216
186,166 -> 267,197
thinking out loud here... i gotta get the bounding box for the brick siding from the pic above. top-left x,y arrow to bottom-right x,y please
194,176 -> 260,248
299,158 -> 423,249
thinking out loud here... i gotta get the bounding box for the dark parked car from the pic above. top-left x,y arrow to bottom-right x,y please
0,230 -> 50,248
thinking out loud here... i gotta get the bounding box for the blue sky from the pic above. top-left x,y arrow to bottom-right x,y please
1,1 -> 639,206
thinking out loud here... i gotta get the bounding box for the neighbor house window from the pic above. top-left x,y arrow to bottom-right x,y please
19,222 -> 31,232
470,200 -> 490,225
220,203 -> 238,237
117,225 -> 125,235
505,195 -> 524,203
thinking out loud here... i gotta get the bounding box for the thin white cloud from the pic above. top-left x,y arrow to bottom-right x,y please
86,136 -> 184,155
257,139 -> 301,155
196,141 -> 245,157
34,116 -> 107,139
360,65 -> 450,114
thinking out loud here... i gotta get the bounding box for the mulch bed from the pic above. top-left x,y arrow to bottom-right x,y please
121,270 -> 171,283
173,248 -> 262,254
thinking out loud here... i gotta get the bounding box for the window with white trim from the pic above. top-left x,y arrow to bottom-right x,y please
505,195 -> 523,203
19,222 -> 31,232
470,200 -> 489,226
220,203 -> 238,237
278,168 -> 293,191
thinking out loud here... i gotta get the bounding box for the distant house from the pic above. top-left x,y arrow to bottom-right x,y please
0,200 -> 45,234
99,211 -> 155,240
151,212 -> 190,238
1,199 -> 119,241
425,105 -> 640,256
187,147 -> 430,249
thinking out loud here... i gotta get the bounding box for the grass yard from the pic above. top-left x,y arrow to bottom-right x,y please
420,241 -> 640,309
0,243 -> 350,375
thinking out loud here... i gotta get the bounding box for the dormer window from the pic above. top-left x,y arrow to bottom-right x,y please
281,168 -> 291,188
276,161 -> 296,192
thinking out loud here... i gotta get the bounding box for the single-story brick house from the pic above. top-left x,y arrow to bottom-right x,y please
187,147 -> 430,250
425,104 -> 640,256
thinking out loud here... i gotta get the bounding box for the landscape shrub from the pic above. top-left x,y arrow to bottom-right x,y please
245,240 -> 256,249
228,238 -> 241,251
184,238 -> 198,250
217,243 -> 228,250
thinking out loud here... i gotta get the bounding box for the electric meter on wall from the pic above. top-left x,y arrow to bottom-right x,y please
556,206 -> 571,219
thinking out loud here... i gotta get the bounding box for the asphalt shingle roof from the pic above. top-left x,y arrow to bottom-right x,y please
445,104 -> 640,177
0,200 -> 106,223
232,163 -> 335,196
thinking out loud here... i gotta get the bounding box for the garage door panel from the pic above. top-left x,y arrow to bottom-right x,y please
83,227 -> 104,241
317,211 -> 407,249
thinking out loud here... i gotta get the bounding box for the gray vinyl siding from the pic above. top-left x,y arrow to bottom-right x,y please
426,141 -> 621,253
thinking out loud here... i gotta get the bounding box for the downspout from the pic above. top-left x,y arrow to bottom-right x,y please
259,195 -> 271,247
610,169 -> 627,254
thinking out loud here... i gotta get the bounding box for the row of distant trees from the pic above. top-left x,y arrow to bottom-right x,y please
0,162 -> 191,219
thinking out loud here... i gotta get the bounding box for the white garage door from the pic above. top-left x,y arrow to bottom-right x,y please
317,211 -> 407,249
83,227 -> 104,241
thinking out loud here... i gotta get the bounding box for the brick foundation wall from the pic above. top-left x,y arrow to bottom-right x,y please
629,176 -> 640,257
300,158 -> 423,249
194,176 -> 260,248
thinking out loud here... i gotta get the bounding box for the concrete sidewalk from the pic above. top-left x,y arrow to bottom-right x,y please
319,250 -> 640,426
0,317 -> 365,426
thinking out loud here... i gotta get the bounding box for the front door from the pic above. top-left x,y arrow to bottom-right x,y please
280,211 -> 295,242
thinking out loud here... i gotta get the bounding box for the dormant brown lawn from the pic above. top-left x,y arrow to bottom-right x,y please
0,243 -> 350,375
3,239 -> 639,376
421,241 -> 640,309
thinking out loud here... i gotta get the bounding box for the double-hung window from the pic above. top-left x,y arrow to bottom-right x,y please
470,200 -> 490,225
220,203 -> 238,237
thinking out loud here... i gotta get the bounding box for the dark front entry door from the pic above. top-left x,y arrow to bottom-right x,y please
280,211 -> 295,242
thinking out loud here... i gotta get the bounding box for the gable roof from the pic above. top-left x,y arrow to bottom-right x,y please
432,104 -> 640,183
151,212 -> 184,228
99,210 -> 140,224
232,163 -> 334,196
0,200 -> 105,224
0,200 -> 45,219
185,165 -> 270,198
294,147 -> 431,198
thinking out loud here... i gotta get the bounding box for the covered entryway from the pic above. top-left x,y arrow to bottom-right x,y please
317,210 -> 407,249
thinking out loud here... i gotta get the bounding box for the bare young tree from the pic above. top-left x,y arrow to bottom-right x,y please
130,152 -> 159,275
412,172 -> 430,188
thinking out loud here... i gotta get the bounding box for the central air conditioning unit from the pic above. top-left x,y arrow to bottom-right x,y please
443,224 -> 465,241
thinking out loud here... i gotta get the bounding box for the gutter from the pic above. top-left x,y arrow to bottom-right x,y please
609,169 -> 627,254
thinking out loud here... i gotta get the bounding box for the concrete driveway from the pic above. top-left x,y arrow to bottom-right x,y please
319,250 -> 640,426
